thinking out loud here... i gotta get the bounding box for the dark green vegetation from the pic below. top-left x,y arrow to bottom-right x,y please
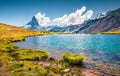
0,23 -> 84,76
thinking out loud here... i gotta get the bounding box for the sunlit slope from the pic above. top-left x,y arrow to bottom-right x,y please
0,23 -> 43,41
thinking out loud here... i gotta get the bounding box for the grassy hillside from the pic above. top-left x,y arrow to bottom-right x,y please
0,23 -> 49,41
0,23 -> 48,76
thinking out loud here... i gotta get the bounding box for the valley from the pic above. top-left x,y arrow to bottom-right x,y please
0,0 -> 120,75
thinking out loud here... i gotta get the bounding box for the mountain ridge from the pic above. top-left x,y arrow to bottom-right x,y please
23,8 -> 120,33
75,8 -> 120,33
49,8 -> 120,33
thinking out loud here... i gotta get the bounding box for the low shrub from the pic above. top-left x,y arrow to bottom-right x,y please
62,53 -> 85,65
0,40 -> 18,52
12,49 -> 49,61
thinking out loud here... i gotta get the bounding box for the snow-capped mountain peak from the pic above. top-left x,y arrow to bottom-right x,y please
23,15 -> 41,30
23,12 -> 51,30
96,12 -> 107,19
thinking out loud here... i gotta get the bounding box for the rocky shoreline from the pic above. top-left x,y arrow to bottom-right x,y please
82,58 -> 120,76
47,51 -> 120,76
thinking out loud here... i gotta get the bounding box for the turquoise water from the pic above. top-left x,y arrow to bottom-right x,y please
15,34 -> 120,64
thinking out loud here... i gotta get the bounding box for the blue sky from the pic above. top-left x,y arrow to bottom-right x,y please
0,0 -> 120,26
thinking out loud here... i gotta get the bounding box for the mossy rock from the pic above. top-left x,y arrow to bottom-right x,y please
62,53 -> 85,65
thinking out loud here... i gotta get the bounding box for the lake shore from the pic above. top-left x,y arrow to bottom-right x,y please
47,50 -> 120,76
14,34 -> 120,76
0,28 -> 119,76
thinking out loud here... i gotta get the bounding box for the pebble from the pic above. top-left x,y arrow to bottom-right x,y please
63,68 -> 70,72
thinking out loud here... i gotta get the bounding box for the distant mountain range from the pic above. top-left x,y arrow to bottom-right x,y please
23,8 -> 120,33
74,8 -> 120,33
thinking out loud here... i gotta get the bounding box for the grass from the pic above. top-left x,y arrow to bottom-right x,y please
11,49 -> 48,61
62,53 -> 85,65
8,61 -> 47,76
0,40 -> 84,76
101,32 -> 120,34
0,23 -> 84,76
0,23 -> 50,42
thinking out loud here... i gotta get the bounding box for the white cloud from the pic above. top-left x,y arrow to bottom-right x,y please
52,6 -> 93,26
35,12 -> 50,26
34,6 -> 93,27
